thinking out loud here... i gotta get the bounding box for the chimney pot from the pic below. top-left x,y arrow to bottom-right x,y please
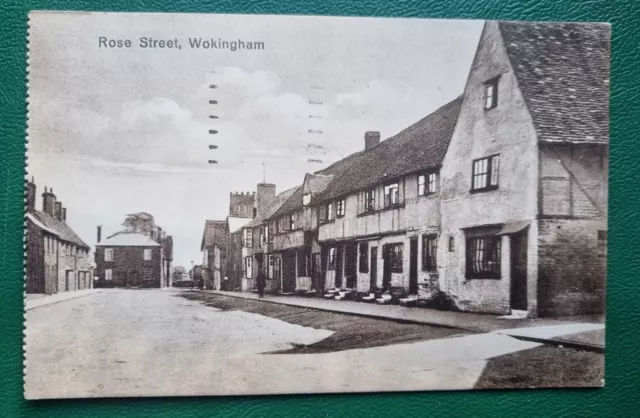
62,207 -> 67,222
365,131 -> 381,150
97,225 -> 102,243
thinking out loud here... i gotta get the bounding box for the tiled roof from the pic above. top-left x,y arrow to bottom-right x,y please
245,186 -> 299,228
30,210 -> 90,249
270,185 -> 304,219
96,231 -> 161,247
303,173 -> 334,198
201,220 -> 228,250
316,97 -> 463,202
499,21 -> 610,144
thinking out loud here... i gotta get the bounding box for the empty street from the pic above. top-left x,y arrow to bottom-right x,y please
24,290 -> 603,399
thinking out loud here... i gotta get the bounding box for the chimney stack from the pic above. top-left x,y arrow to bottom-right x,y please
97,225 -> 102,243
42,187 -> 57,217
62,207 -> 67,222
365,131 -> 381,150
26,178 -> 36,213
55,202 -> 63,221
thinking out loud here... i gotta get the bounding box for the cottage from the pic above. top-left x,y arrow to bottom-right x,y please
239,185 -> 297,293
25,180 -> 92,294
214,20 -> 608,318
439,21 -> 609,317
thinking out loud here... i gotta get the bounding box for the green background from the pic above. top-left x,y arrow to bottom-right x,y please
1,0 -> 637,416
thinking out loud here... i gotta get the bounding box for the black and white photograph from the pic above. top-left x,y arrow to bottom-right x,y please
25,11 -> 609,399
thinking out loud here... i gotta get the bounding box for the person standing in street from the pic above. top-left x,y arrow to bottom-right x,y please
257,270 -> 266,299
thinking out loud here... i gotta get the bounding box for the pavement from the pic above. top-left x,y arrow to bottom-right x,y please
203,290 -> 605,350
25,288 -> 102,310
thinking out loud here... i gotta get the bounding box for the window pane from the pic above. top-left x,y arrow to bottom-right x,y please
418,175 -> 425,195
428,173 -> 437,193
491,156 -> 500,186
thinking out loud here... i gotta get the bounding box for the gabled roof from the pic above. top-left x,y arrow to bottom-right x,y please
244,186 -> 299,228
201,220 -> 228,250
96,231 -> 161,247
499,21 -> 610,144
270,185 -> 304,219
303,173 -> 334,196
29,210 -> 90,249
316,97 -> 463,202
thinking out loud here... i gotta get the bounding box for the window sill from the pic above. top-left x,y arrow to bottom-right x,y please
470,186 -> 499,194
319,219 -> 336,225
356,203 -> 405,217
465,274 -> 501,280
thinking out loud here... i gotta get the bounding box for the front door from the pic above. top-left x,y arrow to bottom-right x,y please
320,248 -> 328,292
382,245 -> 391,290
335,245 -> 343,288
510,230 -> 528,311
409,237 -> 418,294
370,247 -> 378,291
129,271 -> 140,287
282,252 -> 296,293
345,243 -> 357,288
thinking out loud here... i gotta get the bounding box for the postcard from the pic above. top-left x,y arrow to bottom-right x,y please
25,11 -> 608,399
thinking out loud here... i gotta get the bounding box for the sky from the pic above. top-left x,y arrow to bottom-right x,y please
28,12 -> 483,268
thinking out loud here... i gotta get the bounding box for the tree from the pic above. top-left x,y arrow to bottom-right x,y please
122,212 -> 156,234
172,266 -> 186,282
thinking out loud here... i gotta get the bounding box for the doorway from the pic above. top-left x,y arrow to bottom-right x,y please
370,247 -> 378,291
335,245 -> 344,288
382,245 -> 391,290
409,237 -> 418,294
282,251 -> 296,293
510,230 -> 528,311
344,243 -> 357,288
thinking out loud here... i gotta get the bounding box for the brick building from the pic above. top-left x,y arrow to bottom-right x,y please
94,223 -> 173,288
25,180 -> 92,294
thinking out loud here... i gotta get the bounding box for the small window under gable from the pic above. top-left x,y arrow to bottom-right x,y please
483,76 -> 499,110
303,193 -> 311,206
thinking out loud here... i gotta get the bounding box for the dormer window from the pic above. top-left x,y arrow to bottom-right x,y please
303,193 -> 311,206
483,76 -> 499,110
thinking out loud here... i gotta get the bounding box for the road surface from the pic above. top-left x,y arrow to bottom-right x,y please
24,289 -> 601,399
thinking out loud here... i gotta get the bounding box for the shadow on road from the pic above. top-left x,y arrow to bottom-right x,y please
178,292 -> 472,354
